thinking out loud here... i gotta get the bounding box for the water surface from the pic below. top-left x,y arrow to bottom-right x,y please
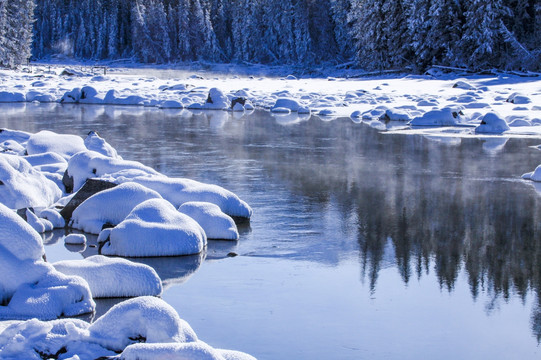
1,103 -> 541,359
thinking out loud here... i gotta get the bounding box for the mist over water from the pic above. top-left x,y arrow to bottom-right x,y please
2,103 -> 541,359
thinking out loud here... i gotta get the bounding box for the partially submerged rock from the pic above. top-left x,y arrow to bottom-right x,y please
54,255 -> 162,298
100,198 -> 206,257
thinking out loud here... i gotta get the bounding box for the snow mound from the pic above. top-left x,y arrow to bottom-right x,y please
0,269 -> 94,320
104,89 -> 146,106
100,198 -> 206,257
379,108 -> 412,122
120,342 -> 257,360
506,92 -> 531,104
24,152 -> 67,168
475,112 -> 510,134
66,150 -> 159,192
89,296 -> 197,352
0,153 -> 62,209
0,91 -> 25,102
64,233 -> 86,245
0,203 -> 45,263
84,131 -> 121,159
122,175 -> 253,219
70,182 -> 162,234
178,201 -> 239,240
271,98 -> 303,112
452,80 -> 476,90
0,128 -> 31,145
202,88 -> 230,110
26,130 -> 86,160
409,106 -> 466,126
523,165 -> 541,182
25,209 -> 54,233
54,255 -> 162,298
0,204 -> 94,320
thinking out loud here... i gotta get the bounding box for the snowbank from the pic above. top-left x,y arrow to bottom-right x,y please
178,201 -> 239,240
100,198 -> 207,257
54,255 -> 162,298
70,182 -> 162,234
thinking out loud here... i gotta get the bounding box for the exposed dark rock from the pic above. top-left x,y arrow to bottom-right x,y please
62,170 -> 74,193
60,179 -> 117,223
231,97 -> 246,109
16,207 -> 34,221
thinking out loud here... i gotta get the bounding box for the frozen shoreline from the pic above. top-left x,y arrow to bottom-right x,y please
0,62 -> 540,136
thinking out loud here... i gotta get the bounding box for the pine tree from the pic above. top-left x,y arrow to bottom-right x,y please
460,0 -> 510,69
0,0 -> 36,68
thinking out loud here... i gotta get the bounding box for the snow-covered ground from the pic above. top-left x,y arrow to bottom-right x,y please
0,63 -> 540,136
1,62 -> 541,359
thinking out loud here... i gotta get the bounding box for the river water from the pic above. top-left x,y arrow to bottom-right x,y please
1,103 -> 541,359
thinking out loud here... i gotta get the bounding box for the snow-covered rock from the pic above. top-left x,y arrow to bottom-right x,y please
64,233 -> 86,245
66,150 -> 159,192
54,255 -> 162,298
103,89 -> 146,106
0,203 -> 95,320
379,108 -> 412,122
84,131 -> 121,159
452,80 -> 476,90
202,88 -> 230,110
0,91 -> 25,102
70,182 -> 162,234
79,86 -> 103,104
409,106 -> 466,126
178,201 -> 239,240
89,296 -> 197,352
474,112 -> 510,134
0,296 -> 254,360
271,98 -> 303,112
0,153 -> 62,209
26,130 -> 86,160
523,165 -> 541,182
25,209 -> 54,233
121,175 -> 253,219
120,342 -> 257,360
100,198 -> 207,257
506,92 -> 531,104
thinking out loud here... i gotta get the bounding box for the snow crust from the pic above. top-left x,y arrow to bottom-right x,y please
53,255 -> 162,298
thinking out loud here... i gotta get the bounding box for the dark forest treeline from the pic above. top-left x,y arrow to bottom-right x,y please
28,0 -> 541,72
